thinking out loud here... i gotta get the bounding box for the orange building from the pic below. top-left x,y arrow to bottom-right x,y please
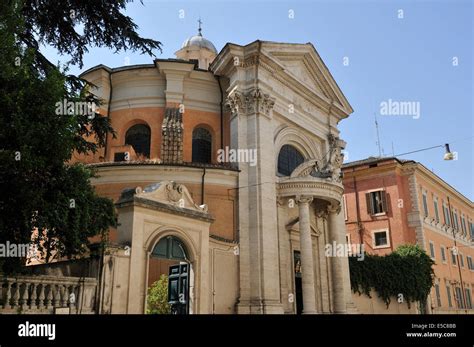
48,29 -> 358,314
342,157 -> 474,314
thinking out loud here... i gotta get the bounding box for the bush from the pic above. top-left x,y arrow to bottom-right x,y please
146,274 -> 171,314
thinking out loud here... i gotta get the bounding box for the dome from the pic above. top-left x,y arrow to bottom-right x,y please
181,34 -> 217,54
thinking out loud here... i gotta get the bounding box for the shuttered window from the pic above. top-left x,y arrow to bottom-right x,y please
429,241 -> 435,259
461,215 -> 467,236
453,210 -> 459,230
422,193 -> 429,217
366,190 -> 388,215
435,284 -> 442,307
433,198 -> 440,222
455,287 -> 464,309
446,286 -> 453,307
465,289 -> 472,309
443,203 -> 451,226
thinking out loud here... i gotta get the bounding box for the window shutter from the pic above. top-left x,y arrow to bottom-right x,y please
366,192 -> 373,215
381,191 -> 388,213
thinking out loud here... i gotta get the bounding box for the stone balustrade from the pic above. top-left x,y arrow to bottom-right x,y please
0,275 -> 97,314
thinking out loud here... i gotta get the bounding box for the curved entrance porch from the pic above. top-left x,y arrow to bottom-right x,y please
277,163 -> 352,314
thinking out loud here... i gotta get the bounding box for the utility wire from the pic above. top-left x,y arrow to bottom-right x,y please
392,136 -> 474,158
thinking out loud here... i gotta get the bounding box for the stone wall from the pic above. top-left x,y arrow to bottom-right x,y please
352,290 -> 418,314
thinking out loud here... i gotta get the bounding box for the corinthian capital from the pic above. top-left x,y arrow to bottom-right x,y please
250,88 -> 275,116
225,88 -> 275,117
225,91 -> 246,116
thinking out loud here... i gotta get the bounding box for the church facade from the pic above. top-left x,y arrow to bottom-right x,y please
77,28 -> 357,314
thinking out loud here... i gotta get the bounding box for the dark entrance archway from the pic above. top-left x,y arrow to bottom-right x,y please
294,250 -> 303,314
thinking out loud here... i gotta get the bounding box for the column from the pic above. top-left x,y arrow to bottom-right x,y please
328,203 -> 346,313
228,88 -> 282,314
277,198 -> 293,313
316,210 -> 331,312
298,195 -> 317,314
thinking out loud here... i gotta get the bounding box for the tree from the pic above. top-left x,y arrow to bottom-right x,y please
0,0 -> 161,273
146,275 -> 171,314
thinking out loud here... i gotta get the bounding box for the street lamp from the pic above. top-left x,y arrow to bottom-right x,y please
443,144 -> 455,161
395,143 -> 456,160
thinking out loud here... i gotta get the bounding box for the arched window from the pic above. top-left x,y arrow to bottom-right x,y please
278,144 -> 305,176
192,127 -> 212,163
125,124 -> 151,158
151,236 -> 188,261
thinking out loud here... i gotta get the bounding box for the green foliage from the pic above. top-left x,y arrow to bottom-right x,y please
0,0 -> 160,273
146,275 -> 171,314
18,0 -> 162,69
349,244 -> 435,308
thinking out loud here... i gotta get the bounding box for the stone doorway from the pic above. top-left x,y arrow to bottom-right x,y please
147,235 -> 191,314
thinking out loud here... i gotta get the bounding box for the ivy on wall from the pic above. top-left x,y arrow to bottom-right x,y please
349,244 -> 435,308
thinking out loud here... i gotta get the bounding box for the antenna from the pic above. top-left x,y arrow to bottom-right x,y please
374,113 -> 383,157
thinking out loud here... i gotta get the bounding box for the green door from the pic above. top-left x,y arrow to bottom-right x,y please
168,263 -> 189,314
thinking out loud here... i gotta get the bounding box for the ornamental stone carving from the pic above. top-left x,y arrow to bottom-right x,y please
166,181 -> 184,202
117,181 -> 209,214
161,107 -> 184,164
312,134 -> 346,183
225,88 -> 275,117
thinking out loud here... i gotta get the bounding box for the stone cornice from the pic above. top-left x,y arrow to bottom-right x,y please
277,177 -> 343,204
422,216 -> 474,247
296,195 -> 313,205
402,162 -> 473,208
209,234 -> 238,245
262,42 -> 354,114
257,54 -> 345,118
154,60 -> 195,75
257,54 -> 349,120
117,197 -> 214,222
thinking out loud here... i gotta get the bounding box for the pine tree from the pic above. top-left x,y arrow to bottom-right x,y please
0,0 -> 161,273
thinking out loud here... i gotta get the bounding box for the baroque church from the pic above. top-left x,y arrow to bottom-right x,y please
74,23 -> 356,314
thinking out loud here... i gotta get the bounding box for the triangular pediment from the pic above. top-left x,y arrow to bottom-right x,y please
271,53 -> 330,98
261,42 -> 353,116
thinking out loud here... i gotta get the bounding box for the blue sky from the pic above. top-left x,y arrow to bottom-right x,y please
42,0 -> 473,199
